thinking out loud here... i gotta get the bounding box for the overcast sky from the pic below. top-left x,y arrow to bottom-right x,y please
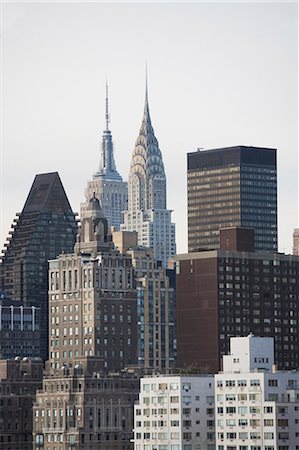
1,1 -> 298,254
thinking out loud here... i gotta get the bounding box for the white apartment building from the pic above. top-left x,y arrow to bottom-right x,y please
215,335 -> 299,450
133,375 -> 215,450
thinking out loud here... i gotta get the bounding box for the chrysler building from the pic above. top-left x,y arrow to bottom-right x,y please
122,83 -> 176,267
81,83 -> 128,230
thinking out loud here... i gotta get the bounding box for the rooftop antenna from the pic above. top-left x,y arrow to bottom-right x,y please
105,79 -> 110,131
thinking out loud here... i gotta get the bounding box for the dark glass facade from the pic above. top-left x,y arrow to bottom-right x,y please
0,173 -> 78,361
187,146 -> 277,253
0,304 -> 41,359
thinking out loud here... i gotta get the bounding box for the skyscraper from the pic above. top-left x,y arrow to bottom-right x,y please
0,172 -> 78,361
81,83 -> 128,230
187,146 -> 277,252
122,83 -> 176,267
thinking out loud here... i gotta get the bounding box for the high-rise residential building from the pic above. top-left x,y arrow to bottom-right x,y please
48,195 -> 137,372
122,84 -> 176,267
215,335 -> 299,450
293,228 -> 299,255
0,172 -> 78,361
133,375 -> 215,450
172,227 -> 299,373
127,247 -> 176,371
112,231 -> 176,371
33,357 -> 139,450
187,146 -> 277,253
81,83 -> 128,230
0,357 -> 43,450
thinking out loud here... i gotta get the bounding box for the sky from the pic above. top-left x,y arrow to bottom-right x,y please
1,1 -> 298,255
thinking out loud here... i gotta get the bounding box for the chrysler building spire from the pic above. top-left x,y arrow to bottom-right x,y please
132,83 -> 166,211
140,68 -> 155,137
122,79 -> 176,267
145,64 -> 149,112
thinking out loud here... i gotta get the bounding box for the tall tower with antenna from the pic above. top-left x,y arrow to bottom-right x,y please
122,77 -> 176,267
81,82 -> 128,230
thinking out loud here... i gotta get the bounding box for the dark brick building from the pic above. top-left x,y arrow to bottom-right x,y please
0,358 -> 43,450
173,229 -> 299,373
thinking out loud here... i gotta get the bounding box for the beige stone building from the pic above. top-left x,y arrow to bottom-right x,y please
293,228 -> 299,255
33,357 -> 139,450
48,195 -> 137,372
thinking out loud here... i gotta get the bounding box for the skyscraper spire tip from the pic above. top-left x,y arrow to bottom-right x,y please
105,79 -> 110,131
145,61 -> 148,103
144,62 -> 150,116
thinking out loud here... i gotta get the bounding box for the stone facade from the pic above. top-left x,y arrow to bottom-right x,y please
33,358 -> 139,450
293,228 -> 299,256
48,196 -> 137,372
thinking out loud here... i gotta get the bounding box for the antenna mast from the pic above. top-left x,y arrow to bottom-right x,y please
105,79 -> 110,131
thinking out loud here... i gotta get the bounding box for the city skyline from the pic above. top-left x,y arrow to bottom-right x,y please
1,1 -> 298,255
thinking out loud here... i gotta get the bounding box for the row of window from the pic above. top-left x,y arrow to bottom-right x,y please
135,431 -> 214,441
217,378 -> 298,388
218,431 -> 276,439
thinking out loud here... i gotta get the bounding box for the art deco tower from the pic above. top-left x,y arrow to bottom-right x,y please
122,83 -> 176,267
81,83 -> 128,230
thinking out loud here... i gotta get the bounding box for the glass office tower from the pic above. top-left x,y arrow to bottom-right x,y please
187,146 -> 277,252
0,172 -> 78,361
